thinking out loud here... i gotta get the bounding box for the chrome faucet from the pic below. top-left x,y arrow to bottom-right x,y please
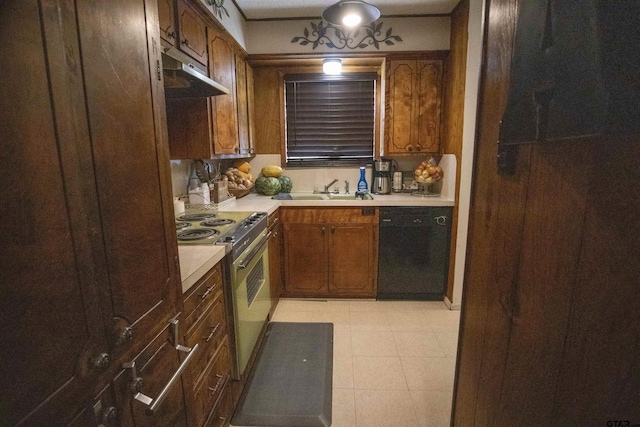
323,179 -> 339,193
344,180 -> 350,194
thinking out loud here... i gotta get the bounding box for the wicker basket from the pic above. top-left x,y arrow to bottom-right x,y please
229,185 -> 253,199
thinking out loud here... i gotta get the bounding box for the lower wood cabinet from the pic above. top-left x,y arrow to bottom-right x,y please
182,262 -> 233,427
282,208 -> 378,298
268,210 -> 283,318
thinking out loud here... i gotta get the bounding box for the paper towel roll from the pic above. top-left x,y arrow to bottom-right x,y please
173,199 -> 185,216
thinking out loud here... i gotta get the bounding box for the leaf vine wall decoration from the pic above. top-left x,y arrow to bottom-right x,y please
291,21 -> 402,50
205,0 -> 230,19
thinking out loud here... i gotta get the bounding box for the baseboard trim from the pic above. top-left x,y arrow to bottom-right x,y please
444,296 -> 461,310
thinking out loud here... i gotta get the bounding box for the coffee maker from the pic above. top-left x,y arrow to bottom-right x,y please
371,158 -> 394,194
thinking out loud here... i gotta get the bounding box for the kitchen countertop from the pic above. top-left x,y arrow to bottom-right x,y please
178,191 -> 454,293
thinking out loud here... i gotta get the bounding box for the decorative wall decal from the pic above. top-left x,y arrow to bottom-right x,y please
206,0 -> 229,19
291,21 -> 402,50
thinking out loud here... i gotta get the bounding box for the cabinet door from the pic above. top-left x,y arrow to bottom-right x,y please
236,54 -> 251,156
329,224 -> 377,296
283,224 -> 328,294
158,0 -> 176,45
415,60 -> 443,153
268,219 -> 283,317
387,59 -> 417,154
0,2 -> 109,424
177,0 -> 208,65
113,323 -> 190,427
76,0 -> 181,359
246,62 -> 257,155
209,26 -> 240,155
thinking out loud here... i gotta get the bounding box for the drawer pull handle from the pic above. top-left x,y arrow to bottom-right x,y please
208,374 -> 227,397
205,323 -> 221,343
199,284 -> 217,300
124,319 -> 199,415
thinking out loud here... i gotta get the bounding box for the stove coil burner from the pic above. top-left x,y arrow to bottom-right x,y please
177,213 -> 217,222
200,219 -> 235,227
177,228 -> 219,241
175,222 -> 191,230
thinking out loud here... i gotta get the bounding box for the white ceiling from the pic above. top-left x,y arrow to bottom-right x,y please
232,0 -> 460,20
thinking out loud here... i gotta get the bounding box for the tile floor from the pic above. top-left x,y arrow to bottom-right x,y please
270,299 -> 460,427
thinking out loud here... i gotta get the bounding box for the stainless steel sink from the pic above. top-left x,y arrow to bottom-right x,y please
282,192 -> 374,201
287,193 -> 329,200
328,193 -> 374,200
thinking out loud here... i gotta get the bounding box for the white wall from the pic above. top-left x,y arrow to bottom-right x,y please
245,17 -> 450,54
446,0 -> 485,310
196,0 -> 248,50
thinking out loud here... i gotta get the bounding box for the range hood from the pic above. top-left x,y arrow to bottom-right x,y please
161,46 -> 229,98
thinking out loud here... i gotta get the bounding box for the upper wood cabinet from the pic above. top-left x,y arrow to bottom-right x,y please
158,0 -> 177,45
281,208 -> 378,298
208,25 -> 239,155
177,0 -> 208,66
236,54 -> 257,156
0,1 -> 183,424
385,59 -> 443,155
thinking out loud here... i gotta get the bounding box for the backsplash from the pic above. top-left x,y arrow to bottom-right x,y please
170,154 -> 456,199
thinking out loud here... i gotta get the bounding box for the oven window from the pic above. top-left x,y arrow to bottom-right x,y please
246,259 -> 264,306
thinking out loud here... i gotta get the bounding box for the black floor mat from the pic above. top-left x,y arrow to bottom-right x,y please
231,322 -> 333,427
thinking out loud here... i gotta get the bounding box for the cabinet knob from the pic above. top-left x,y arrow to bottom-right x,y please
416,145 -> 423,151
167,31 -> 176,39
130,376 -> 144,393
182,38 -> 190,46
101,406 -> 118,426
91,353 -> 110,371
407,145 -> 413,152
118,326 -> 134,345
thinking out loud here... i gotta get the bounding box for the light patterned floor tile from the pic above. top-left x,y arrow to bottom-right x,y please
270,310 -> 313,323
434,332 -> 459,357
333,324 -> 353,357
423,311 -> 461,333
394,331 -> 446,357
350,311 -> 391,331
349,301 -> 388,312
351,331 -> 398,357
352,356 -> 407,390
332,388 -> 356,427
387,311 -> 431,332
381,301 -> 446,312
411,390 -> 453,427
354,389 -> 419,427
275,299 -> 325,312
400,357 -> 456,392
333,355 -> 354,389
311,310 -> 351,325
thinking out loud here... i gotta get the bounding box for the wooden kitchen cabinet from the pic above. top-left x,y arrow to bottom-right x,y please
177,0 -> 208,66
208,25 -> 240,155
236,54 -> 256,156
385,58 -> 443,154
158,0 -> 177,45
282,208 -> 378,298
181,262 -> 233,427
268,210 -> 284,318
0,0 -> 183,424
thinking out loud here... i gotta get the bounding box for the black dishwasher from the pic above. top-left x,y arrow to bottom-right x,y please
377,207 -> 453,300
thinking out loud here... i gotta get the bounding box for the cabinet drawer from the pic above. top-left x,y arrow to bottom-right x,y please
192,338 -> 231,427
206,379 -> 233,427
188,291 -> 227,386
184,263 -> 223,334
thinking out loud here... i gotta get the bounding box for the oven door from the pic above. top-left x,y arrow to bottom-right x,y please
231,230 -> 271,377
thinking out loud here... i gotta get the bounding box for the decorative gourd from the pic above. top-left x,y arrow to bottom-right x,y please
261,165 -> 283,178
278,175 -> 293,193
255,176 -> 281,196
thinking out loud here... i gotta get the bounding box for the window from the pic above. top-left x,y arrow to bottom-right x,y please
284,73 -> 377,167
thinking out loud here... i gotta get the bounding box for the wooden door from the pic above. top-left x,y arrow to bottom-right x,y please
236,53 -> 251,156
283,224 -> 328,294
177,0 -> 208,65
0,2 -> 109,424
76,0 -> 181,361
158,0 -> 176,45
329,224 -> 376,296
415,60 -> 443,153
387,60 -> 416,154
208,26 -> 240,154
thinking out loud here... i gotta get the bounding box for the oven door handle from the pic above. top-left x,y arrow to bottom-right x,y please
238,232 -> 271,269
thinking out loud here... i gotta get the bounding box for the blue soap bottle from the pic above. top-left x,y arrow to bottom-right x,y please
357,166 -> 368,192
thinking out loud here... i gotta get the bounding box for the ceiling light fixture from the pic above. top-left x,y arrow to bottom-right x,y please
322,0 -> 381,27
323,58 -> 342,75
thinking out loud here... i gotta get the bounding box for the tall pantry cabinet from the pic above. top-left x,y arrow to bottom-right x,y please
0,1 -> 185,425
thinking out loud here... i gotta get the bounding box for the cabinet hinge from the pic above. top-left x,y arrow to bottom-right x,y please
156,59 -> 162,81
